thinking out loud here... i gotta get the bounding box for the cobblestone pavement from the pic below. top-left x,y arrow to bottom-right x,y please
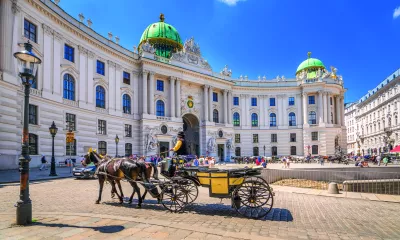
1,178 -> 400,239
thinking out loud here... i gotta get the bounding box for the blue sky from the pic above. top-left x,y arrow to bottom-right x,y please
58,0 -> 400,103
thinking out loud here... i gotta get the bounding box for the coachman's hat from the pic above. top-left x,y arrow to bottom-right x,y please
177,131 -> 185,138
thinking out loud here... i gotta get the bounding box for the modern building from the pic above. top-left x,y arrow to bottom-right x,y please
344,68 -> 400,156
0,0 -> 346,169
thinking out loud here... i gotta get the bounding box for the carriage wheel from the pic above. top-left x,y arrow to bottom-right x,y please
232,177 -> 273,219
180,178 -> 198,204
160,183 -> 188,213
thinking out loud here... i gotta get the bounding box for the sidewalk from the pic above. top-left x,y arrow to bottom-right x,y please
0,166 -> 74,184
271,184 -> 400,203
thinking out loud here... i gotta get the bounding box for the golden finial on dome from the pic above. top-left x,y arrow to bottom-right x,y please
159,13 -> 165,22
307,52 -> 311,58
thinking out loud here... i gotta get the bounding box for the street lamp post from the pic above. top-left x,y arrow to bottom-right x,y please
115,135 -> 119,157
49,121 -> 58,176
263,145 -> 266,157
14,41 -> 42,225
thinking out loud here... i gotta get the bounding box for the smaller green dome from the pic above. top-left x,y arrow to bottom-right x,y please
296,52 -> 325,74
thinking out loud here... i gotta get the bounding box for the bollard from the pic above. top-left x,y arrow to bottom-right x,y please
328,182 -> 339,194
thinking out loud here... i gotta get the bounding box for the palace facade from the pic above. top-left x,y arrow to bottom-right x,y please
0,0 -> 346,169
345,69 -> 400,156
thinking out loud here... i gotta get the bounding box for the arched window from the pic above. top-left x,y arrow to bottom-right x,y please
251,113 -> 258,127
29,133 -> 38,155
271,146 -> 277,156
156,100 -> 165,116
308,111 -> 316,124
233,112 -> 240,126
235,147 -> 241,156
289,112 -> 296,126
98,141 -> 107,155
290,146 -> 297,155
270,113 -> 277,127
253,147 -> 259,156
96,86 -> 105,108
63,74 -> 75,101
122,94 -> 131,114
213,109 -> 219,123
125,143 -> 132,156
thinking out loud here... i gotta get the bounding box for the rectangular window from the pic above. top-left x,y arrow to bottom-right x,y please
271,133 -> 277,143
311,132 -> 318,141
288,97 -> 295,106
290,146 -> 297,155
29,104 -> 38,125
213,92 -> 218,102
98,120 -> 107,135
66,113 -> 76,131
312,145 -> 319,155
156,80 -> 164,91
253,147 -> 259,156
270,98 -> 276,106
235,147 -> 241,157
98,141 -> 107,155
123,72 -> 130,85
125,143 -> 132,156
24,19 -> 37,43
233,97 -> 239,106
125,124 -> 132,137
235,134 -> 240,143
251,97 -> 257,106
64,44 -> 74,62
96,60 -> 105,75
66,139 -> 77,156
308,96 -> 315,104
253,134 -> 259,143
29,134 -> 38,155
290,133 -> 296,142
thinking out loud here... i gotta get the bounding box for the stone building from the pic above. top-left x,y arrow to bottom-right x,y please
0,0 -> 346,169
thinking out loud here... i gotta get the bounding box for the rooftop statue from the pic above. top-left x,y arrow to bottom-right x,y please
262,75 -> 266,81
141,40 -> 155,54
184,37 -> 201,56
220,65 -> 232,77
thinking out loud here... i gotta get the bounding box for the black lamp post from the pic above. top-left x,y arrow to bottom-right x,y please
263,145 -> 266,157
115,135 -> 119,157
14,41 -> 42,225
49,121 -> 58,176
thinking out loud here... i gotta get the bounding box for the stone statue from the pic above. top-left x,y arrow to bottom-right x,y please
330,66 -> 338,78
141,40 -> 155,54
146,129 -> 158,151
322,69 -> 330,79
184,37 -> 201,56
244,75 -> 248,81
226,138 -> 234,149
172,50 -> 185,61
316,68 -> 322,78
220,65 -> 232,77
281,75 -> 285,81
262,75 -> 266,81
276,75 -> 281,81
207,137 -> 216,153
239,75 -> 243,80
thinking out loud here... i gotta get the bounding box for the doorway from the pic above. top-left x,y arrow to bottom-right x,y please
218,144 -> 224,162
159,142 -> 169,158
182,114 -> 200,156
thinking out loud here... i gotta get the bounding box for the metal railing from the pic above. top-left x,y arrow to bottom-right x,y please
262,168 -> 400,195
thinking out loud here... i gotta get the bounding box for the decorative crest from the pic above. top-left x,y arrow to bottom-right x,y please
220,65 -> 232,77
159,13 -> 165,22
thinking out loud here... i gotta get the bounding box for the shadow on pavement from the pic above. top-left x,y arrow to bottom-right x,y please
103,198 -> 293,222
32,222 -> 125,233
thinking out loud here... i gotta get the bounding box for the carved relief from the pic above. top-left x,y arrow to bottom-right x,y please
171,37 -> 212,71
180,82 -> 202,117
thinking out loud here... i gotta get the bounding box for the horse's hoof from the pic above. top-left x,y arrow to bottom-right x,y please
95,201 -> 100,204
111,193 -> 115,198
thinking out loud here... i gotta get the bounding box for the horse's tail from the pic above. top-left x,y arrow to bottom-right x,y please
152,162 -> 159,180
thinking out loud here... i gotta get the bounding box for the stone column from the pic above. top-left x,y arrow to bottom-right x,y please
296,94 -> 302,125
323,92 -> 328,123
327,93 -> 332,124
302,92 -> 308,124
149,72 -> 155,115
170,77 -> 175,118
78,46 -> 87,103
87,51 -> 95,104
223,90 -> 228,124
203,85 -> 209,121
132,71 -> 139,115
42,24 -> 54,94
142,70 -> 148,114
0,0 -> 14,73
53,32 -> 63,95
318,90 -> 323,124
209,86 -> 213,122
340,96 -> 345,126
228,91 -> 233,124
176,78 -> 181,118
335,95 -> 341,124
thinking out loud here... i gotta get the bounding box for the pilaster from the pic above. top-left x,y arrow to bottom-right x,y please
170,76 -> 176,118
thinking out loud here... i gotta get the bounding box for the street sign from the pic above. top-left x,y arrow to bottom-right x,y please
66,132 -> 75,143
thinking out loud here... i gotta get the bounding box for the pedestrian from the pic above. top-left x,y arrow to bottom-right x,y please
383,156 -> 389,166
193,157 -> 199,167
286,157 -> 290,168
39,154 -> 47,170
320,156 -> 324,166
377,155 -> 381,166
282,157 -> 287,168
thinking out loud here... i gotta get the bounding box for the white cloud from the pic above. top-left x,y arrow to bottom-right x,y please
218,0 -> 246,6
394,6 -> 400,19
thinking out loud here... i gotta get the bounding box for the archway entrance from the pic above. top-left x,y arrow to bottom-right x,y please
182,114 -> 200,156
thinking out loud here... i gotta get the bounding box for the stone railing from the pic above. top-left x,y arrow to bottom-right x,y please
156,116 -> 170,121
63,98 -> 79,107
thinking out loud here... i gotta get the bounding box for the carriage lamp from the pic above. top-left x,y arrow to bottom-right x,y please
49,121 -> 58,177
14,41 -> 42,225
115,135 -> 119,157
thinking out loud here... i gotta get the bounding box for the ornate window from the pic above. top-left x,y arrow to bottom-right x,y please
213,109 -> 219,123
98,141 -> 107,155
122,94 -> 131,114
233,112 -> 240,126
251,113 -> 258,127
235,147 -> 241,156
29,133 -> 38,155
156,100 -> 165,116
270,113 -> 277,127
308,111 -> 317,124
271,146 -> 277,156
96,86 -> 106,108
63,74 -> 75,101
253,147 -> 259,156
290,146 -> 297,155
24,19 -> 37,43
125,143 -> 132,156
289,112 -> 296,126
312,145 -> 318,155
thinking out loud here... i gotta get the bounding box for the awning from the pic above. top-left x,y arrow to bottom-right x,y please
390,145 -> 400,153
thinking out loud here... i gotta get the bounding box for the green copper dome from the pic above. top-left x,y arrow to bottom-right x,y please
139,14 -> 183,58
296,52 -> 325,74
